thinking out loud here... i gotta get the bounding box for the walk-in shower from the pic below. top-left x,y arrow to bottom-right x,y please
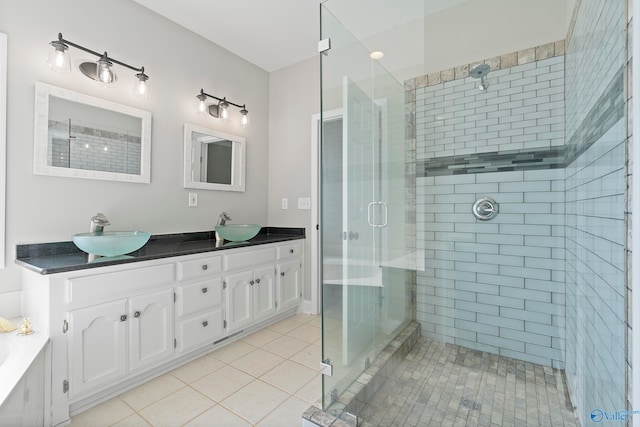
312,1 -> 628,426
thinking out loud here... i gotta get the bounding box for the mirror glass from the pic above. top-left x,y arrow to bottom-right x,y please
0,32 -> 6,268
183,123 -> 245,192
34,82 -> 152,183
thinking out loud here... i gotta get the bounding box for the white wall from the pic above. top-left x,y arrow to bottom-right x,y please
268,56 -> 319,307
0,0 -> 270,316
419,0 -> 572,77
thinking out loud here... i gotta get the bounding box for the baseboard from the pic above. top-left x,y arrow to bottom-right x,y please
302,299 -> 318,315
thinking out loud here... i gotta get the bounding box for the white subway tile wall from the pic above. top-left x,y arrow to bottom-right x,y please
415,56 -> 564,160
564,0 -> 627,422
414,49 -> 568,369
416,169 -> 566,368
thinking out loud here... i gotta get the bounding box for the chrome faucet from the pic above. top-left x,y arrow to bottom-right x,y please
90,213 -> 110,233
217,211 -> 232,226
215,212 -> 231,244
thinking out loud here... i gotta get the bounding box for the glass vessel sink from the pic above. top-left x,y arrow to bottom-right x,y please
215,224 -> 261,242
72,231 -> 151,257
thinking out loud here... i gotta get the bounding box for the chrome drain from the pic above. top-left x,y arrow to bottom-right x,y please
461,398 -> 482,411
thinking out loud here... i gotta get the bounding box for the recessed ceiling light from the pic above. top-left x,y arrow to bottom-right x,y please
370,51 -> 384,60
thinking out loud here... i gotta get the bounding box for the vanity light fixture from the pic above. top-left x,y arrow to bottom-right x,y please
196,88 -> 249,128
47,33 -> 150,98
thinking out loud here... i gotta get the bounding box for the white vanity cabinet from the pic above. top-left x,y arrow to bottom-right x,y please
67,299 -> 128,397
225,247 -> 277,333
175,255 -> 225,352
20,237 -> 304,427
65,264 -> 176,398
277,242 -> 303,310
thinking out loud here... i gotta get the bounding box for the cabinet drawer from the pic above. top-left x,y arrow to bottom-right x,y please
225,247 -> 276,271
177,278 -> 223,317
277,242 -> 302,260
178,308 -> 224,352
68,264 -> 175,306
177,255 -> 222,281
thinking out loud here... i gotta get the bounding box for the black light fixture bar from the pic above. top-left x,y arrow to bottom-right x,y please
197,88 -> 249,127
52,33 -> 146,74
197,89 -> 245,110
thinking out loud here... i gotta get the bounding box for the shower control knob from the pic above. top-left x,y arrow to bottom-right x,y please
472,197 -> 499,221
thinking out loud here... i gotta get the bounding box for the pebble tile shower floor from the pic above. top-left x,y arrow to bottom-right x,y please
358,337 -> 579,427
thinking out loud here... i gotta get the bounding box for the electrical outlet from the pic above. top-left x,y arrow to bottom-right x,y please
282,198 -> 288,209
188,192 -> 198,207
298,197 -> 311,210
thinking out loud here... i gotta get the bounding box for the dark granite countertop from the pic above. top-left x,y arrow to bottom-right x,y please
16,227 -> 305,275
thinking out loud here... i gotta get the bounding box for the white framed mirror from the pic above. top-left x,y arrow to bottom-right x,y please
34,82 -> 152,183
183,123 -> 246,192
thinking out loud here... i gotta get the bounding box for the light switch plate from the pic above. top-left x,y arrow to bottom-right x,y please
298,197 -> 311,210
188,192 -> 198,207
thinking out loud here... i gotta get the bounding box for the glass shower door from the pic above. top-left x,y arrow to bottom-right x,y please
340,76 -> 379,368
320,4 -> 415,416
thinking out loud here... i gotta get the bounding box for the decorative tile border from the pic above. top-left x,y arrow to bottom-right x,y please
405,40 -> 565,91
416,147 -> 565,177
564,66 -> 625,165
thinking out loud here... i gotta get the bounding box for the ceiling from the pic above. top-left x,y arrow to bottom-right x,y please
131,0 -> 470,74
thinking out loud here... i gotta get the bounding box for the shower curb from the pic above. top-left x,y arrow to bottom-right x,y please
302,321 -> 421,426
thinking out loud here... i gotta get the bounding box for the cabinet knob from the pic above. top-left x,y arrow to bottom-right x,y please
289,249 -> 294,254
250,280 -> 255,285
133,311 -> 141,318
280,272 -> 285,277
120,315 -> 128,322
202,287 -> 208,294
202,320 -> 208,327
256,278 -> 261,284
201,264 -> 208,271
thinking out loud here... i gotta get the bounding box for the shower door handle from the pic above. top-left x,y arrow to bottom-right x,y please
367,201 -> 388,228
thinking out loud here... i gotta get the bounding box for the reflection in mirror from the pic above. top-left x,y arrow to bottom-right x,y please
184,123 -> 245,192
34,82 -> 152,183
0,32 -> 6,268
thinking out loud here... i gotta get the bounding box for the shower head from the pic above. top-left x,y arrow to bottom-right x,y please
469,63 -> 490,90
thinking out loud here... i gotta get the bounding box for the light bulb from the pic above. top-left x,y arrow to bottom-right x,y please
135,80 -> 147,97
197,91 -> 207,115
96,55 -> 114,84
133,70 -> 149,99
240,107 -> 249,128
47,38 -> 71,73
219,100 -> 229,121
55,51 -> 65,68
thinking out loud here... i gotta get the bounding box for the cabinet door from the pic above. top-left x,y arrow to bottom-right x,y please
253,266 -> 276,321
225,270 -> 253,333
68,299 -> 128,397
278,260 -> 301,310
129,289 -> 175,372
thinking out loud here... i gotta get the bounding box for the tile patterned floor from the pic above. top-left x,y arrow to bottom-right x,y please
358,337 -> 579,427
70,314 -> 322,427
